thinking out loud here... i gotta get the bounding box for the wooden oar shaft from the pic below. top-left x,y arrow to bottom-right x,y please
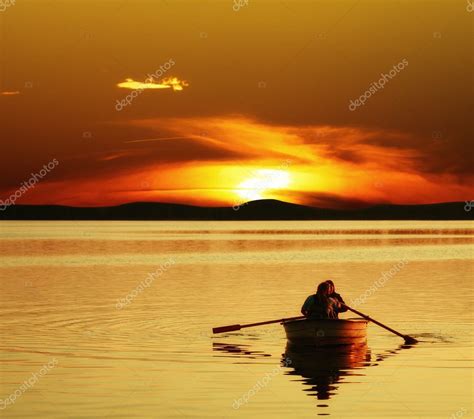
343,304 -> 416,342
241,316 -> 305,329
212,315 -> 304,334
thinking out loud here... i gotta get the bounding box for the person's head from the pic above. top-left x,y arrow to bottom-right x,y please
316,281 -> 330,297
325,280 -> 335,294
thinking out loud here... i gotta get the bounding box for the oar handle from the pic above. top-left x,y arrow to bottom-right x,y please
212,324 -> 241,334
212,315 -> 305,334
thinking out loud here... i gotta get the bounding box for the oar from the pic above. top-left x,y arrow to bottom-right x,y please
342,304 -> 418,344
212,315 -> 305,334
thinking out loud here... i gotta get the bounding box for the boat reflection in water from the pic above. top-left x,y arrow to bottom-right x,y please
284,343 -> 371,402
212,338 -> 414,415
283,341 -> 414,412
212,342 -> 272,359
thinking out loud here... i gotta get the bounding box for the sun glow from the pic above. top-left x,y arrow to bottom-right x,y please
236,169 -> 291,201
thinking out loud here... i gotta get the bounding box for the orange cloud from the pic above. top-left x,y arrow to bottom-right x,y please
3,116 -> 472,208
117,77 -> 189,92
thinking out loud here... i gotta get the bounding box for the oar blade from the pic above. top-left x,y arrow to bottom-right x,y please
212,324 -> 241,334
403,335 -> 418,344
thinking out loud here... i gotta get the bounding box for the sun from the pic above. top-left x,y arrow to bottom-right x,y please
236,169 -> 291,201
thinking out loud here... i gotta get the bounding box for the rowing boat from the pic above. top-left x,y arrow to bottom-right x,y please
282,317 -> 368,346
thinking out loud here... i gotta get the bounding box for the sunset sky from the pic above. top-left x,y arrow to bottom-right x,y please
0,0 -> 472,209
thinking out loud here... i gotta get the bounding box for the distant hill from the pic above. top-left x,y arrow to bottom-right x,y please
0,200 -> 472,220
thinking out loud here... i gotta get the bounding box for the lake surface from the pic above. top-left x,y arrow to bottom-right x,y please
0,221 -> 473,418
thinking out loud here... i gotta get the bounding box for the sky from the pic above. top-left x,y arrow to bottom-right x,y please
0,0 -> 472,209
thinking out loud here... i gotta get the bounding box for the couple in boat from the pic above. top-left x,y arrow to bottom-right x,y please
301,280 -> 347,319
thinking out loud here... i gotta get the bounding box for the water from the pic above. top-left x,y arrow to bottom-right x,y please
0,221 -> 473,418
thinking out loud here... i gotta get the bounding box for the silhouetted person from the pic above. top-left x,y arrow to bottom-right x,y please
326,280 -> 347,317
301,282 -> 340,319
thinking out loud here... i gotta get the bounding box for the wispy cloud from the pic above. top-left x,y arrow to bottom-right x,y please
117,77 -> 189,91
124,136 -> 192,143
